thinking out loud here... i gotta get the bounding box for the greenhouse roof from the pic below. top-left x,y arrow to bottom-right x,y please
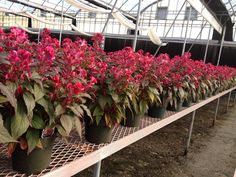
0,0 -> 158,16
0,0 -> 230,16
0,0 -> 234,37
221,0 -> 236,21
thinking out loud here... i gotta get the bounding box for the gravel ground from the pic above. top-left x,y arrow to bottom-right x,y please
75,94 -> 236,177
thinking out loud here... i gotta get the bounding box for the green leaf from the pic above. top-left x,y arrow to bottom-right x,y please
0,114 -> 17,143
147,90 -> 155,103
178,87 -> 185,99
0,82 -> 17,110
173,86 -> 178,93
11,102 -> 30,139
98,96 -> 106,109
6,81 -> 17,93
31,115 -> 45,129
23,92 -> 35,117
126,91 -> 133,101
104,113 -> 113,128
31,71 -> 42,80
148,87 -> 159,95
0,95 -> 8,103
139,100 -> 148,115
33,83 -> 45,101
37,97 -> 54,122
74,118 -> 82,138
26,129 -> 40,154
60,115 -> 73,136
93,106 -> 103,125
55,104 -> 65,118
11,100 -> 30,139
56,125 -> 67,137
11,104 -> 30,139
111,92 -> 119,103
80,104 -> 92,118
77,93 -> 91,99
168,89 -> 172,99
25,84 -> 34,93
93,106 -> 103,117
96,116 -> 102,125
159,85 -> 163,93
132,98 -> 138,113
0,57 -> 10,65
69,104 -> 83,118
190,83 -> 196,90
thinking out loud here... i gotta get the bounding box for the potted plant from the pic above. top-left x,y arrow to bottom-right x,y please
70,34 -> 129,143
147,54 -> 171,118
0,28 -> 56,174
166,54 -> 189,112
0,28 -> 92,174
109,48 -> 142,127
0,44 -> 57,174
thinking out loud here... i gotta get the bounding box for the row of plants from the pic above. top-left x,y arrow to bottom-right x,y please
0,27 -> 236,174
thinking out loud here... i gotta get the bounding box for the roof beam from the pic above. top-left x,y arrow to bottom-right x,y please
85,0 -> 135,20
228,0 -> 236,16
6,0 -> 74,19
0,7 -> 29,18
187,0 -> 222,34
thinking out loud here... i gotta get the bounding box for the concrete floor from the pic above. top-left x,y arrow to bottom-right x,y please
174,104 -> 236,177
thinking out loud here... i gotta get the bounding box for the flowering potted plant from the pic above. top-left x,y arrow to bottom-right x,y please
125,50 -> 162,121
165,54 -> 188,112
191,60 -> 212,101
0,28 -> 92,174
147,54 -> 171,118
107,47 -> 141,127
63,33 -> 124,143
0,27 -> 57,174
171,53 -> 195,107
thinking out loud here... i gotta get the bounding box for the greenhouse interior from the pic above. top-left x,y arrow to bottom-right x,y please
0,0 -> 236,176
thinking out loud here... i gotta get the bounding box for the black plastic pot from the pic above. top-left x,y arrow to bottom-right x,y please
207,91 -> 212,98
85,118 -> 113,144
12,136 -> 55,174
182,100 -> 192,107
148,105 -> 166,118
192,97 -> 200,103
201,92 -> 208,100
121,109 -> 141,127
167,100 -> 183,112
212,90 -> 219,96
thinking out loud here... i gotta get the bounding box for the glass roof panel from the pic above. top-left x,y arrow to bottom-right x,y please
0,0 -> 235,16
221,0 -> 236,17
0,0 -> 234,22
0,0 -> 160,17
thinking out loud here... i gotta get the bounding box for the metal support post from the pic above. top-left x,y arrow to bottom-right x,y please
203,26 -> 211,63
182,4 -> 192,56
154,0 -> 186,56
101,0 -> 118,50
181,0 -> 212,55
234,92 -> 236,106
226,91 -> 232,112
37,10 -> 41,44
216,27 -> 226,66
132,0 -> 142,51
187,21 -> 207,52
185,110 -> 196,155
93,161 -> 101,177
102,0 -> 118,33
213,97 -> 220,126
59,0 -> 65,46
